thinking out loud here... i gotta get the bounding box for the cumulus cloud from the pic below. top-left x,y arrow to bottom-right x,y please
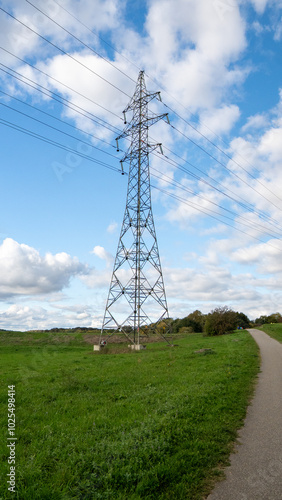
161,234 -> 282,319
139,0 -> 247,112
165,81 -> 282,235
241,113 -> 269,133
198,104 -> 240,137
163,262 -> 278,319
0,238 -> 88,298
258,127 -> 282,164
231,239 -> 282,274
0,303 -> 102,331
91,245 -> 114,267
0,0 -> 122,64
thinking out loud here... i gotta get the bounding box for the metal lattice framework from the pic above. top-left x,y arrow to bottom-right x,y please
100,71 -> 170,345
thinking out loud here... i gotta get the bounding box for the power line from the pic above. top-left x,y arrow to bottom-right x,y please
0,47 -> 123,121
1,7 -> 278,218
0,118 -> 120,173
0,64 -> 122,135
1,113 -> 281,251
165,119 -> 282,214
150,168 -> 282,240
2,60 -> 282,237
151,183 -> 282,251
0,6 -> 132,98
0,101 -> 120,161
0,59 -> 264,225
0,89 -> 117,151
2,5 -> 282,237
51,0 -> 141,73
25,0 -> 137,84
149,147 -> 282,234
20,0 -> 277,205
163,101 -> 282,205
3,92 -> 282,240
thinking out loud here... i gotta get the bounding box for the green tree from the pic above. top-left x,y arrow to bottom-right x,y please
204,306 -> 237,336
235,312 -> 251,329
254,315 -> 270,325
171,311 -> 204,334
187,310 -> 205,331
267,312 -> 282,323
254,312 -> 282,325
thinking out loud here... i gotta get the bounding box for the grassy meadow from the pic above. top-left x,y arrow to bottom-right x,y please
0,329 -> 259,499
260,323 -> 282,343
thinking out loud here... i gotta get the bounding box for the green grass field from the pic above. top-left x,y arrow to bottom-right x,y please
260,323 -> 282,343
0,330 -> 259,499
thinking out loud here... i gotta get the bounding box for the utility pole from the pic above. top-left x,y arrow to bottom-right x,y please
100,71 -> 170,347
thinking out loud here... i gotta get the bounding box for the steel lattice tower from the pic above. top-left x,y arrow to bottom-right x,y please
100,71 -> 170,345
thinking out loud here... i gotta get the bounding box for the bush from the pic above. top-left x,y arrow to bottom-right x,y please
178,326 -> 194,334
204,306 -> 237,336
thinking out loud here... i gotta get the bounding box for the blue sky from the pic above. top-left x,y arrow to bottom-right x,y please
0,0 -> 282,330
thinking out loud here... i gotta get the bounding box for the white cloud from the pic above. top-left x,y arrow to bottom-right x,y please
91,245 -> 113,267
107,221 -> 118,233
0,302 -> 101,331
199,104 -> 240,137
274,16 -> 282,40
0,238 -> 88,298
249,0 -> 269,14
231,239 -> 282,274
140,0 -> 247,112
241,113 -> 269,132
0,0 -> 251,143
258,127 -> 282,164
0,0 -> 122,64
252,20 -> 265,34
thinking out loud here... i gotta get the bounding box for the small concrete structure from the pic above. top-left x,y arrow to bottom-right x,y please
93,340 -> 107,351
128,344 -> 146,351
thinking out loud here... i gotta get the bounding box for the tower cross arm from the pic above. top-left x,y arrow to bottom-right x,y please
123,90 -> 162,115
116,113 -> 169,142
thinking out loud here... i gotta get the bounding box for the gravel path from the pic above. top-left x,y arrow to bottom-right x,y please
207,329 -> 282,500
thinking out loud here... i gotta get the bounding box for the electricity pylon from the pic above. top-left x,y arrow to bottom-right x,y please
100,71 -> 170,346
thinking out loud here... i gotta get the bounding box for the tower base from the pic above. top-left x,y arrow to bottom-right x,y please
128,344 -> 146,351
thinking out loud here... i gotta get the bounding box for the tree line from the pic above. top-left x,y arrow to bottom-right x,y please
161,307 -> 282,337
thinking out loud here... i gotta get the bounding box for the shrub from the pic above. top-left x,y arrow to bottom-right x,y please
178,326 -> 194,334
